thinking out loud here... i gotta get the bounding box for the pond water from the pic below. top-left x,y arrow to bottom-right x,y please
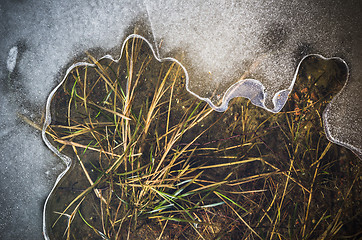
43,36 -> 360,239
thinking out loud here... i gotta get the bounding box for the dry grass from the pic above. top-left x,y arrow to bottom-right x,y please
41,36 -> 361,240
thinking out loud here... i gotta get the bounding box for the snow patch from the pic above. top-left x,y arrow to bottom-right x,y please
6,46 -> 17,73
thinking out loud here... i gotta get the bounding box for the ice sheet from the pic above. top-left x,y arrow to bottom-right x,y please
0,0 -> 149,238
144,0 -> 362,154
0,0 -> 361,238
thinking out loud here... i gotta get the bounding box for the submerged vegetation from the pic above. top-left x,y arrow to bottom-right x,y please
43,36 -> 361,239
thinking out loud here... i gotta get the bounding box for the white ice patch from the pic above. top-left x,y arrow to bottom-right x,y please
6,46 -> 17,73
0,0 -> 149,238
144,0 -> 351,109
144,0 -> 362,154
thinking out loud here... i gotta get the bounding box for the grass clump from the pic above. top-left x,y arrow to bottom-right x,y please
45,36 -> 260,239
43,35 -> 361,240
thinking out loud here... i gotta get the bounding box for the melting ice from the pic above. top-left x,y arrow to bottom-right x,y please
0,0 -> 361,238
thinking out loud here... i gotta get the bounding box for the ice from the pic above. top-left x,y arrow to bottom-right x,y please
144,0 -> 357,108
0,122 -> 62,239
144,0 -> 362,154
0,0 -> 148,238
323,52 -> 362,158
0,0 -> 361,238
6,46 -> 17,73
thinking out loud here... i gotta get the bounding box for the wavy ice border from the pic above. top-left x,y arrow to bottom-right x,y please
42,34 -> 352,239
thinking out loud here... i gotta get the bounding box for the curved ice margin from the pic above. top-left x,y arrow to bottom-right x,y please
42,34 -> 352,239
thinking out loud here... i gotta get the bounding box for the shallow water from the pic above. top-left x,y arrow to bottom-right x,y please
43,38 -> 360,239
